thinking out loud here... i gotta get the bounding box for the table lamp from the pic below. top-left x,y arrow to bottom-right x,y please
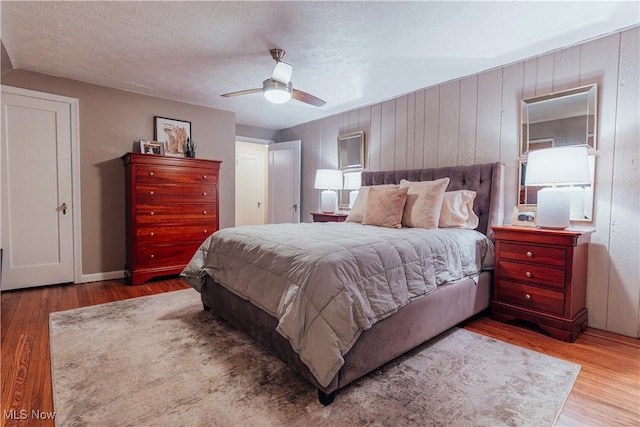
343,171 -> 362,208
525,146 -> 591,229
314,169 -> 343,213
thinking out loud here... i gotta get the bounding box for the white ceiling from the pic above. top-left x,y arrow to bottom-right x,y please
1,2 -> 638,131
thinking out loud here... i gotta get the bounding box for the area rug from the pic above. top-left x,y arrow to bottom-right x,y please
50,289 -> 580,426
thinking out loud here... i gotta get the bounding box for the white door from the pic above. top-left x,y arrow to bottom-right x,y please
235,141 -> 268,226
1,87 -> 80,290
268,140 -> 301,224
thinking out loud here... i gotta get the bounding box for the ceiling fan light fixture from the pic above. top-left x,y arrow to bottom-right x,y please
263,79 -> 292,104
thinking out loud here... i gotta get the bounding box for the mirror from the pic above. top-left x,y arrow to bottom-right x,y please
521,84 -> 597,157
518,155 -> 595,221
338,131 -> 365,170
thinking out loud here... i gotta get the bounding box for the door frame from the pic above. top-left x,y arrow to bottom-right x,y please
1,85 -> 82,284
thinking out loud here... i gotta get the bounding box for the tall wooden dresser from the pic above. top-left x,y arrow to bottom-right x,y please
122,153 -> 221,285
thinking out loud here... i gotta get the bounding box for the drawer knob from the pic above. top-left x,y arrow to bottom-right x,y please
525,271 -> 532,278
525,294 -> 531,300
149,254 -> 155,259
203,175 -> 207,179
203,229 -> 207,234
203,210 -> 207,215
150,232 -> 155,237
526,251 -> 533,257
149,191 -> 154,195
203,192 -> 207,196
150,211 -> 155,216
149,171 -> 154,176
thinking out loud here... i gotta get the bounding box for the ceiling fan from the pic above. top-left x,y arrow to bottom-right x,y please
221,49 -> 326,107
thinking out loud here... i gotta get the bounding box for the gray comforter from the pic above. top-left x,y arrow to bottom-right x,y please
182,222 -> 494,387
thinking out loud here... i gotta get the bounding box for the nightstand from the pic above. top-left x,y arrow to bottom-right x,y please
490,225 -> 593,342
311,212 -> 348,223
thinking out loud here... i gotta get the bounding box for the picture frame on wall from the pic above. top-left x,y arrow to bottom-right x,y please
511,206 -> 537,227
139,140 -> 164,155
154,116 -> 191,157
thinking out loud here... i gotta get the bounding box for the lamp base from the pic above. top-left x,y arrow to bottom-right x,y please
536,188 -> 571,230
320,190 -> 337,213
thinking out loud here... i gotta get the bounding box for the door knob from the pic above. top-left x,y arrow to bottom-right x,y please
60,203 -> 68,215
258,201 -> 262,208
293,204 -> 298,212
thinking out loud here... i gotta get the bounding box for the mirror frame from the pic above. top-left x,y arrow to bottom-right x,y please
338,131 -> 365,171
520,84 -> 597,157
518,154 -> 596,222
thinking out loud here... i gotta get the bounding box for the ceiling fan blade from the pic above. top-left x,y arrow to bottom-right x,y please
221,88 -> 262,97
272,61 -> 293,84
292,89 -> 326,107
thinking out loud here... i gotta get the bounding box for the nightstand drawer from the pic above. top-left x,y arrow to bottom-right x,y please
500,242 -> 566,267
497,280 -> 564,316
499,260 -> 565,290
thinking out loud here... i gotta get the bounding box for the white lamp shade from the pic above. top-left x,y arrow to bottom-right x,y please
314,169 -> 343,190
525,146 -> 591,186
343,171 -> 362,190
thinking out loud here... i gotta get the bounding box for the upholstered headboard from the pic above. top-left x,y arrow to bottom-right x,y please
361,162 -> 504,239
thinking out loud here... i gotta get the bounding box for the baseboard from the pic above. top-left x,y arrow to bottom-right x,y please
81,270 -> 125,283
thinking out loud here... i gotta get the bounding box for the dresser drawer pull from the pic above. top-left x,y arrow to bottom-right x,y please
524,294 -> 531,300
149,191 -> 154,195
149,254 -> 155,259
150,211 -> 155,216
203,229 -> 208,234
526,251 -> 533,257
149,232 -> 155,237
203,175 -> 207,179
525,271 -> 532,278
149,171 -> 154,176
203,210 -> 207,215
203,192 -> 207,196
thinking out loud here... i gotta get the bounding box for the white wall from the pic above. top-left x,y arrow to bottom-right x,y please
281,27 -> 640,338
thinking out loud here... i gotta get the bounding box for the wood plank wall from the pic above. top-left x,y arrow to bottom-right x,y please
280,26 -> 639,338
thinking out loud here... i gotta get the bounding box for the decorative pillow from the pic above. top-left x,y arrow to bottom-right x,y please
362,186 -> 409,229
439,190 -> 479,229
346,184 -> 399,223
399,177 -> 450,229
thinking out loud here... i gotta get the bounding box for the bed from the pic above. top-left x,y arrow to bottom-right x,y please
182,162 -> 504,405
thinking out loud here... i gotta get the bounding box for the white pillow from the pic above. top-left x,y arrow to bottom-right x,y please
346,184 -> 399,223
399,178 -> 450,229
439,190 -> 479,229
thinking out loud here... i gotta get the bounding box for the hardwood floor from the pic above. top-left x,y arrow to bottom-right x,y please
2,278 -> 638,426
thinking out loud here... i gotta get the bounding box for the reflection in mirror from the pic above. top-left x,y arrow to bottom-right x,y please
521,84 -> 597,156
338,131 -> 365,170
518,155 -> 595,221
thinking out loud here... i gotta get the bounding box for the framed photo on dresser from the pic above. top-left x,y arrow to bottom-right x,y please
139,140 -> 164,155
154,116 -> 191,157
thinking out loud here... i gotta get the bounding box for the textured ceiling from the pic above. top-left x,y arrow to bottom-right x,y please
1,1 -> 638,130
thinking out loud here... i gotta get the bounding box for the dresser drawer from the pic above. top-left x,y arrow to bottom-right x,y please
135,165 -> 217,185
499,260 -> 565,291
500,242 -> 566,267
136,243 -> 202,268
136,224 -> 216,244
497,280 -> 564,316
136,204 -> 217,224
136,184 -> 215,203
